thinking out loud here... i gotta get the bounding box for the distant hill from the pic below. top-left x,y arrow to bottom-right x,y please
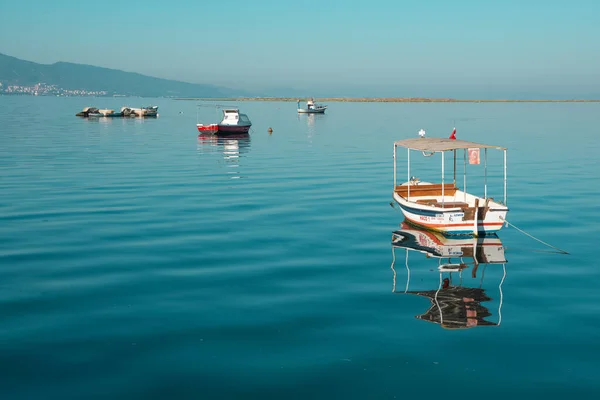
0,52 -> 247,97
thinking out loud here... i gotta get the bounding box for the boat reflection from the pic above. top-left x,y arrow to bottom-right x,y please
197,133 -> 251,179
298,112 -> 326,143
391,222 -> 507,329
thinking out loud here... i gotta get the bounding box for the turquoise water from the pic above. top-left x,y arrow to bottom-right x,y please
1,97 -> 600,399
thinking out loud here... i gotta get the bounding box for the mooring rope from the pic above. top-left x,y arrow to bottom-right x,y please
499,216 -> 569,255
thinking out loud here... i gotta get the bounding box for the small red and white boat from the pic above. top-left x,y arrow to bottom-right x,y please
197,108 -> 252,135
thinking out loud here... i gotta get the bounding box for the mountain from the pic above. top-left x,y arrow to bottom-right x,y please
0,52 -> 247,97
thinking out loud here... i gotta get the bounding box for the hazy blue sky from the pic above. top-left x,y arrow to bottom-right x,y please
1,0 -> 599,97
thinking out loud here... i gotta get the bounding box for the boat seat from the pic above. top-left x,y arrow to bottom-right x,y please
439,201 -> 469,208
415,200 -> 469,208
395,183 -> 458,198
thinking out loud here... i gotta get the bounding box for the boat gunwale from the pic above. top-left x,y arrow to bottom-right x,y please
393,192 -> 509,212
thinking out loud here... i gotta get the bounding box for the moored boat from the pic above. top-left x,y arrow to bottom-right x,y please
196,108 -> 252,135
76,106 -> 158,117
142,106 -> 158,117
297,98 -> 327,113
76,107 -> 100,117
128,106 -> 159,117
392,133 -> 509,236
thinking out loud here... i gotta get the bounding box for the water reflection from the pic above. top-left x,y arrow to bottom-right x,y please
391,222 -> 507,329
84,116 -> 153,126
297,113 -> 325,143
197,133 -> 251,179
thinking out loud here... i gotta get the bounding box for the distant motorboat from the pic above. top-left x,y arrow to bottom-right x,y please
297,98 -> 327,114
127,106 -> 158,117
142,106 -> 158,117
197,108 -> 252,135
76,107 -> 100,117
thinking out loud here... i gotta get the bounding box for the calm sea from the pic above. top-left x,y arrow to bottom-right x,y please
1,97 -> 600,399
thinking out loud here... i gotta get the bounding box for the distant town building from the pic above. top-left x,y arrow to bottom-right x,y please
0,82 -> 108,96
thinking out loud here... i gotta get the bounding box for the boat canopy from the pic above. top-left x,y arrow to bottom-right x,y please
394,138 -> 506,152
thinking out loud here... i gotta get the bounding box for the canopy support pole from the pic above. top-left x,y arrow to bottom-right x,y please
393,144 -> 397,189
463,149 -> 467,203
484,148 -> 488,199
407,148 -> 411,201
503,150 -> 507,205
441,151 -> 445,206
453,150 -> 456,185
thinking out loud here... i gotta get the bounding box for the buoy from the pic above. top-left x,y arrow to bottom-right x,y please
268,127 -> 273,134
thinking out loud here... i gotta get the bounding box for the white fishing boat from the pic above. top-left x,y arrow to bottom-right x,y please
197,108 -> 252,135
392,132 -> 509,236
297,98 -> 327,114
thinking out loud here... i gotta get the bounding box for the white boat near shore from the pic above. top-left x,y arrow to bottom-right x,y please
297,98 -> 327,114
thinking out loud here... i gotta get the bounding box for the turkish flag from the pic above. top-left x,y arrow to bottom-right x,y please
449,128 -> 456,140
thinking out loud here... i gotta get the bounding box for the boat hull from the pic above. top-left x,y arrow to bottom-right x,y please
217,124 -> 251,134
297,108 -> 326,114
393,193 -> 507,236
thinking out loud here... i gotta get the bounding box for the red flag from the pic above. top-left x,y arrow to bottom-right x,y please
449,127 -> 456,140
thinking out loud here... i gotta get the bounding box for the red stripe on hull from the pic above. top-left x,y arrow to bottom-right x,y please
406,217 -> 504,228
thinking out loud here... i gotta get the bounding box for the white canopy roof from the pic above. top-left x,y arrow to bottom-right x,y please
394,138 -> 506,151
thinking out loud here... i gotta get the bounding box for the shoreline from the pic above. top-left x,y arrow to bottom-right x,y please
176,97 -> 600,103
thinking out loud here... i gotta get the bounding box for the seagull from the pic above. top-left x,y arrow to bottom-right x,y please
418,129 -> 426,138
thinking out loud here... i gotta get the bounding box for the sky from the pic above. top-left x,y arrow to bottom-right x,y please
1,0 -> 599,98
